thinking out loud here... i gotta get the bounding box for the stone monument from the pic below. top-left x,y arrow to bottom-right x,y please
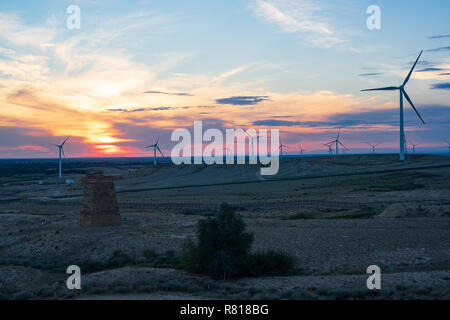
80,172 -> 121,226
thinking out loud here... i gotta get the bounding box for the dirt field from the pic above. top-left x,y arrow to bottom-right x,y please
0,154 -> 449,299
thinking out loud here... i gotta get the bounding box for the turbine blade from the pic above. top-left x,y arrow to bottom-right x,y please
62,148 -> 66,159
62,136 -> 70,146
361,86 -> 399,91
403,50 -> 423,86
403,90 -> 425,124
157,146 -> 164,157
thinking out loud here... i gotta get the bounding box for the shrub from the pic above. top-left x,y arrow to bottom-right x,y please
180,202 -> 295,279
181,202 -> 253,279
245,250 -> 295,276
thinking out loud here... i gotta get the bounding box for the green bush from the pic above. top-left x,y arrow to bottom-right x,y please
181,203 -> 253,279
180,202 -> 295,279
245,250 -> 295,276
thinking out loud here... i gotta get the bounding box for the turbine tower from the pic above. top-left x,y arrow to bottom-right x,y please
327,129 -> 348,155
323,143 -> 333,155
362,50 -> 426,161
279,142 -> 287,157
246,132 -> 265,157
145,136 -> 164,166
223,145 -> 232,156
411,142 -> 419,153
367,143 -> 379,155
54,136 -> 69,179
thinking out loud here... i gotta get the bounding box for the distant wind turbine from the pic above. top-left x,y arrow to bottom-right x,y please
323,143 -> 333,155
366,143 -> 379,155
54,136 -> 69,179
411,142 -> 420,153
362,50 -> 426,161
246,132 -> 266,157
446,140 -> 450,153
298,145 -> 305,155
223,145 -> 232,156
279,142 -> 287,157
327,129 -> 348,155
145,136 -> 164,166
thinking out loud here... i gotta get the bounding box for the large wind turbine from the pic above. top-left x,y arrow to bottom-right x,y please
362,50 -> 426,161
327,129 -> 348,155
367,143 -> 379,155
54,136 -> 69,179
145,136 -> 164,166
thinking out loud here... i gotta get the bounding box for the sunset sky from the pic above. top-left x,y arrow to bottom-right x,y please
0,0 -> 449,158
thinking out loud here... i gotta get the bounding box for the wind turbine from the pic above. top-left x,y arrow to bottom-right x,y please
279,142 -> 287,157
411,142 -> 420,153
446,141 -> 450,153
323,143 -> 333,155
223,145 -> 232,156
327,129 -> 348,155
246,132 -> 266,157
54,136 -> 69,179
298,145 -> 305,155
145,136 -> 164,166
362,50 -> 426,161
366,143 -> 379,155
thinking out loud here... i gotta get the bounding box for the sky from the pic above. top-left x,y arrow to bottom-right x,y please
0,0 -> 449,158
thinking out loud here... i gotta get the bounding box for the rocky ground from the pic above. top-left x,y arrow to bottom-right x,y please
0,154 -> 449,299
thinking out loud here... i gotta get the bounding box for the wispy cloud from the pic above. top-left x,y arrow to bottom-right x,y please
216,96 -> 270,105
358,73 -> 382,77
0,12 -> 58,48
144,90 -> 193,96
426,46 -> 450,52
430,83 -> 450,90
213,64 -> 253,83
251,0 -> 343,47
417,67 -> 446,72
428,34 -> 450,39
253,105 -> 450,128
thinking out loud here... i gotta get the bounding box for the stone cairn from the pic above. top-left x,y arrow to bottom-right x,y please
80,172 -> 121,227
